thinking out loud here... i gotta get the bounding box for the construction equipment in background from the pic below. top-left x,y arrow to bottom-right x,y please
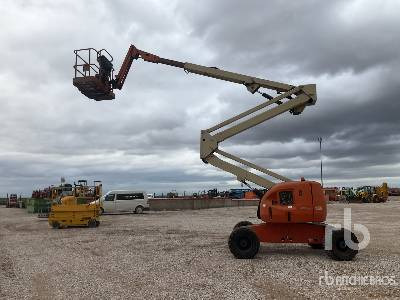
337,183 -> 388,203
372,182 -> 388,203
30,182 -> 72,216
166,190 -> 179,198
323,187 -> 338,201
31,179 -> 102,203
6,194 -> 19,208
31,184 -> 72,201
355,184 -> 389,203
355,186 -> 375,203
47,179 -> 102,228
51,183 -> 74,200
194,189 -> 228,199
336,187 -> 358,202
207,188 -> 219,198
30,179 -> 102,219
48,195 -> 100,229
229,189 -> 250,199
72,180 -> 103,204
72,44 -> 359,260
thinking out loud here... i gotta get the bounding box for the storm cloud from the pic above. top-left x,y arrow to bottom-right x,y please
0,0 -> 399,195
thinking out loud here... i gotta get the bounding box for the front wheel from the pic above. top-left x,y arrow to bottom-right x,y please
51,221 -> 60,229
233,221 -> 253,230
328,229 -> 358,261
135,206 -> 144,214
228,227 -> 260,259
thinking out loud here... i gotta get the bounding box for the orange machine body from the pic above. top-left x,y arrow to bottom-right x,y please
252,180 -> 327,245
259,180 -> 326,224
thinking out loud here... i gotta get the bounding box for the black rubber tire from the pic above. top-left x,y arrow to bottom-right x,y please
135,206 -> 144,214
309,243 -> 324,249
233,221 -> 253,230
51,221 -> 60,229
100,207 -> 104,215
228,227 -> 260,259
362,196 -> 372,203
88,219 -> 97,228
95,221 -> 100,227
328,229 -> 359,261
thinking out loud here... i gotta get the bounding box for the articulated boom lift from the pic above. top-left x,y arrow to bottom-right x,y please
73,45 -> 359,260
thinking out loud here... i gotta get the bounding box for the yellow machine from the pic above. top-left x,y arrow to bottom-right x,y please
48,180 -> 102,229
48,196 -> 100,228
73,180 -> 102,203
355,186 -> 373,203
353,183 -> 388,203
373,182 -> 388,203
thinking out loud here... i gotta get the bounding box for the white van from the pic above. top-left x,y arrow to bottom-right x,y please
100,190 -> 149,214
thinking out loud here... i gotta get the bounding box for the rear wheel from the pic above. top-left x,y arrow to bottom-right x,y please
233,221 -> 253,230
328,229 -> 358,261
309,243 -> 324,249
135,206 -> 144,214
95,221 -> 100,227
88,219 -> 97,228
229,227 -> 260,259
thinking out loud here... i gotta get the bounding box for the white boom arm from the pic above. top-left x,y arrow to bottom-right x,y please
73,45 -> 317,189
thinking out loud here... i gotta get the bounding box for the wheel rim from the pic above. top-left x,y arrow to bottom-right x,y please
238,237 -> 251,250
337,239 -> 347,251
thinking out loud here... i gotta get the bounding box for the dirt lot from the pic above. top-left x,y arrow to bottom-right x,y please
0,198 -> 399,299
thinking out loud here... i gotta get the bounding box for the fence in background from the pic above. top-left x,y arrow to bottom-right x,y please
149,198 -> 259,211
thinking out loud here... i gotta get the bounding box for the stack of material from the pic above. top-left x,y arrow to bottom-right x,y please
26,198 -> 51,213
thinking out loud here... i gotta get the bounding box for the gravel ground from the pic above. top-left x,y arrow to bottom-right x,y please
0,197 -> 399,299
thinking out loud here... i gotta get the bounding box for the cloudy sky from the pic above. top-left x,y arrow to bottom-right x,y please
1,0 -> 399,196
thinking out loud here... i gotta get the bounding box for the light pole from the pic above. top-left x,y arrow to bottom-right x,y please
317,137 -> 323,187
